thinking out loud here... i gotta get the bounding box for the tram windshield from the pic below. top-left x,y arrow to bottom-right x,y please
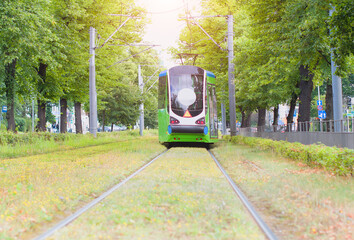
169,66 -> 204,117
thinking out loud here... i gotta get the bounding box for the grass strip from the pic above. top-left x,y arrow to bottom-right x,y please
0,130 -> 154,159
0,134 -> 165,239
224,135 -> 354,176
50,148 -> 265,240
212,141 -> 354,239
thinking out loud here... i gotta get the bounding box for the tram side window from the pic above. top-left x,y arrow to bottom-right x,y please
158,76 -> 167,109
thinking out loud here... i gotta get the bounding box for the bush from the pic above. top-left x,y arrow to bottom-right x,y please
226,136 -> 354,176
0,132 -> 82,146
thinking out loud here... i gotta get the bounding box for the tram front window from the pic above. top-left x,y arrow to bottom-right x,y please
169,70 -> 204,118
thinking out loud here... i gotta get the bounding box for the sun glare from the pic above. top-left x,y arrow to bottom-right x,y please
136,0 -> 201,67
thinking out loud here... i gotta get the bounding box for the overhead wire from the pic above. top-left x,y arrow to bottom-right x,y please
145,6 -> 185,14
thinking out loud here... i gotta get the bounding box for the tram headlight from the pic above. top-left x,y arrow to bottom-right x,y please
168,125 -> 172,134
204,126 -> 208,135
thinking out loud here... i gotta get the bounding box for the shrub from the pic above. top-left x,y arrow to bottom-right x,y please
0,132 -> 82,146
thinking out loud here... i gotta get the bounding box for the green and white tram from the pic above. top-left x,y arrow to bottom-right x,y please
158,65 -> 218,147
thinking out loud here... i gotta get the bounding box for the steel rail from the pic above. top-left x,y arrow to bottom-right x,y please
33,150 -> 168,240
208,150 -> 278,240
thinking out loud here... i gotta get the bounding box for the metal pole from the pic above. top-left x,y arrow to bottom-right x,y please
227,15 -> 237,136
89,27 -> 98,137
329,7 -> 343,132
318,86 -> 323,132
32,99 -> 35,132
221,103 -> 226,135
58,100 -> 61,133
138,65 -> 144,136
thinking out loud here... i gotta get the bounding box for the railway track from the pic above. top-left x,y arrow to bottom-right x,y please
33,147 -> 277,240
208,150 -> 277,240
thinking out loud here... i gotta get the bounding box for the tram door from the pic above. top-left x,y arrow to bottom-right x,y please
208,84 -> 218,138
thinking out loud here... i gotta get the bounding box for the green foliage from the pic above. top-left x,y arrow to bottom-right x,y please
226,135 -> 354,176
174,0 -> 352,126
329,0 -> 353,73
46,103 -> 56,124
0,0 -> 159,133
342,73 -> 354,98
0,132 -> 79,146
100,83 -> 141,126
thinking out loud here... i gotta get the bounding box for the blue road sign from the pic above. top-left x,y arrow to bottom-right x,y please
318,110 -> 326,119
317,100 -> 322,106
2,106 -> 7,113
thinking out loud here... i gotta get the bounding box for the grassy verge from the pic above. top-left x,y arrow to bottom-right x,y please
212,141 -> 354,239
0,130 -> 156,159
224,135 -> 354,176
50,148 -> 264,240
0,131 -> 165,239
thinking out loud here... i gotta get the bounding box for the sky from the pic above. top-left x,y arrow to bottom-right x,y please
135,0 -> 201,68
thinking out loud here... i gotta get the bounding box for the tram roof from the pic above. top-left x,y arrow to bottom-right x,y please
206,71 -> 215,78
159,70 -> 167,77
159,68 -> 215,78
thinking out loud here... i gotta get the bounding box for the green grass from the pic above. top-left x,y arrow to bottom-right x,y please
0,130 -> 155,159
49,148 -> 265,240
212,141 -> 354,239
0,131 -> 165,240
224,135 -> 354,176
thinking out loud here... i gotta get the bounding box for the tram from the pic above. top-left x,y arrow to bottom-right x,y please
158,65 -> 218,147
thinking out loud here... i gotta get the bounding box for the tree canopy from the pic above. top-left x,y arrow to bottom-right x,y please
172,0 -> 353,128
0,0 -> 162,133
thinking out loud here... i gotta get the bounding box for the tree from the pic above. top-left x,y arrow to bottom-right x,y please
0,0 -> 54,131
330,0 -> 353,73
101,83 -> 141,127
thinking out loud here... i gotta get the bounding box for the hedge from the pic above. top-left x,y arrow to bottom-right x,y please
224,135 -> 354,176
0,132 -> 83,146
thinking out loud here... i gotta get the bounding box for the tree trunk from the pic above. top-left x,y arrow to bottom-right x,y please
60,98 -> 67,133
241,110 -> 252,128
286,92 -> 298,132
74,102 -> 83,134
111,122 -> 114,132
101,110 -> 105,132
325,81 -> 333,132
297,65 -> 314,131
4,59 -> 17,132
257,108 -> 266,132
241,110 -> 246,128
36,100 -> 46,131
36,63 -> 47,132
272,105 -> 279,131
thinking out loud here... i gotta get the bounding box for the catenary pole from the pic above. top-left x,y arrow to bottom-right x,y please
180,15 -> 237,136
58,100 -> 61,133
221,103 -> 227,135
227,15 -> 237,136
32,99 -> 35,132
89,27 -> 98,137
138,65 -> 144,136
318,86 -> 323,131
329,8 -> 343,132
